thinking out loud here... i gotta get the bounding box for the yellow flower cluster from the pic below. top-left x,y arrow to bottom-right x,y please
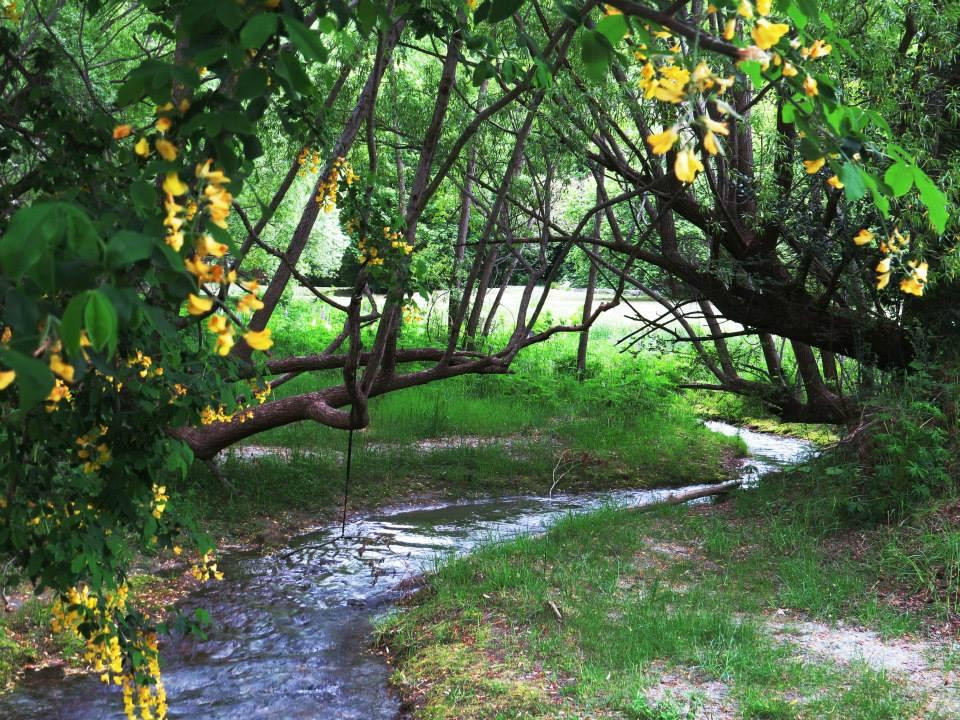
46,379 -> 73,411
854,227 -> 928,296
127,350 -> 162,379
314,156 -> 358,212
52,585 -> 166,719
151,484 -> 169,520
190,550 -> 224,582
297,146 -> 321,177
77,425 -> 111,474
356,225 -> 414,265
200,405 -> 236,425
198,160 -> 232,229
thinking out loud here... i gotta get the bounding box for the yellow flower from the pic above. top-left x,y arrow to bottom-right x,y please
700,115 -> 729,136
214,329 -> 235,356
876,272 -> 891,290
243,329 -> 273,351
703,131 -> 720,156
207,315 -> 228,334
900,276 -> 924,296
875,257 -> 891,274
803,157 -> 825,174
723,18 -> 737,40
802,75 -> 818,97
112,124 -> 132,140
646,127 -> 679,155
750,19 -> 789,50
781,61 -> 798,78
737,0 -> 753,18
173,545 -> 183,555
155,139 -> 178,162
238,293 -> 265,313
155,116 -> 172,133
802,39 -> 832,59
49,354 -> 74,383
756,0 -> 771,14
196,160 -> 230,185
826,175 -> 844,189
187,293 -> 213,316
853,228 -> 874,246
163,172 -> 189,196
134,137 -> 151,157
674,148 -> 704,183
195,234 -> 228,258
0,370 -> 14,390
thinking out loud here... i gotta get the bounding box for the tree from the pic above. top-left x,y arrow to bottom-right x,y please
0,1 -> 952,718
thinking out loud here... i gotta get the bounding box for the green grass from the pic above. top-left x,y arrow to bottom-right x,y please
379,464 -> 959,719
173,328 -> 744,542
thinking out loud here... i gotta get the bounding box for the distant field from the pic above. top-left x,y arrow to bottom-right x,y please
295,285 -> 742,333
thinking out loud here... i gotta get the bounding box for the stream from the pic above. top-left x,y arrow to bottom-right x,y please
0,422 -> 813,719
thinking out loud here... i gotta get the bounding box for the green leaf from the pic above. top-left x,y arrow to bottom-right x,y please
356,0 -> 377,34
488,0 -> 525,23
84,290 -> 119,354
236,66 -> 269,99
739,60 -> 764,88
106,231 -> 156,269
282,16 -> 328,63
60,293 -> 89,355
240,13 -> 278,49
0,349 -> 54,411
580,30 -> 611,82
0,203 -> 60,278
596,13 -> 628,46
913,167 -> 949,233
883,162 -> 913,198
839,163 -> 866,201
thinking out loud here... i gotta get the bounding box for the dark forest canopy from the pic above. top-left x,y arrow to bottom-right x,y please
0,0 -> 957,717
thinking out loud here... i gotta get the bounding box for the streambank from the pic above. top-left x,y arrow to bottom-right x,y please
0,422 -> 773,717
381,428 -> 960,720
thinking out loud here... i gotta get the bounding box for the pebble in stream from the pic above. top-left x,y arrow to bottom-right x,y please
0,423 -> 812,719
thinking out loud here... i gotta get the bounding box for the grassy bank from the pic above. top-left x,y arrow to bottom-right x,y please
378,452 -> 960,719
1,328 -> 744,691
170,329 -> 745,544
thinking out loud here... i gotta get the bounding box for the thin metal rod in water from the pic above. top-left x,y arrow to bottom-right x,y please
341,428 -> 354,538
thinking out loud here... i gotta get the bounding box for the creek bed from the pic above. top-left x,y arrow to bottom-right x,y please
0,422 -> 813,719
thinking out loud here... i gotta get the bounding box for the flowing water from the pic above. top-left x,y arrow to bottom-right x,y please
0,422 -> 813,719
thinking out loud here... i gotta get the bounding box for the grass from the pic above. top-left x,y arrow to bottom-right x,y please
171,328 -> 744,542
379,455 -> 960,719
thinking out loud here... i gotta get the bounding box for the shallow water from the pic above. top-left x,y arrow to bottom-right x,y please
0,422 -> 812,719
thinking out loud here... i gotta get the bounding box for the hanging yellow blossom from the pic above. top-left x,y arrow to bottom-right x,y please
781,61 -> 798,77
646,127 -> 679,155
853,228 -> 874,246
756,0 -> 771,15
0,370 -> 14,390
802,39 -> 832,59
674,148 -> 704,183
187,293 -> 213,315
723,19 -> 737,41
134,137 -> 151,157
750,19 -> 790,50
803,157 -> 825,174
214,328 -> 235,356
112,124 -> 132,140
207,315 -> 228,334
155,139 -> 178,161
703,131 -> 720,156
802,75 -> 818,96
49,354 -> 74,383
243,329 -> 273,351
155,116 -> 172,133
163,172 -> 189,196
899,261 -> 928,297
737,0 -> 753,18
195,234 -> 228,258
826,175 -> 844,189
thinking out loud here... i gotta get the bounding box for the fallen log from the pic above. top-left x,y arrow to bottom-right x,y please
631,479 -> 742,511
